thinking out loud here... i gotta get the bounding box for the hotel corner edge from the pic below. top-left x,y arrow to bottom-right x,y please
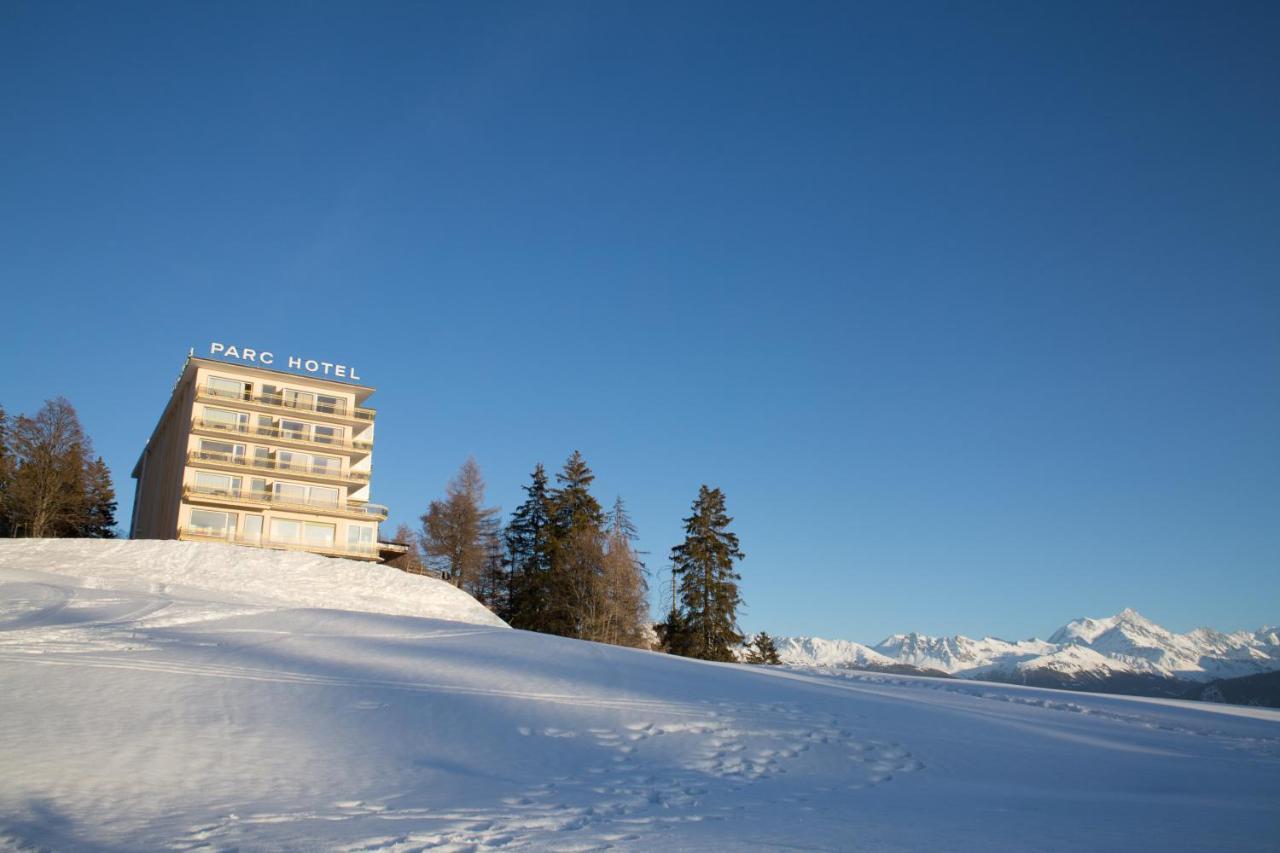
129,351 -> 405,563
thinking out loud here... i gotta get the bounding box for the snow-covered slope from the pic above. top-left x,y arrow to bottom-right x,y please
2,542 -> 1278,851
0,539 -> 506,628
779,608 -> 1280,684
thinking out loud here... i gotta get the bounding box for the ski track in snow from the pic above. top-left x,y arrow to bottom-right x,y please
2,553 -> 1279,852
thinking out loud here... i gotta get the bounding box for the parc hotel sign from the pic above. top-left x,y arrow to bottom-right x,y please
206,342 -> 364,382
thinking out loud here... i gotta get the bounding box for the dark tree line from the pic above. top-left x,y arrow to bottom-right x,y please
413,452 -> 756,661
418,452 -> 650,649
0,397 -> 118,539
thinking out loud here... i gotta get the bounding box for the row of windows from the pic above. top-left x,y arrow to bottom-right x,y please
192,470 -> 342,507
188,508 -> 375,549
202,406 -> 347,444
207,375 -> 351,417
197,438 -> 344,477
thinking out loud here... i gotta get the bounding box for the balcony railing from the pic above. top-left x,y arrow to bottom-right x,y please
178,527 -> 380,560
184,484 -> 389,520
192,417 -> 374,454
198,387 -> 375,422
188,450 -> 371,484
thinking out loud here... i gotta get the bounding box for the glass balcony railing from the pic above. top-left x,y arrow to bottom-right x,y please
198,386 -> 375,421
187,450 -> 371,484
191,418 -> 374,453
183,484 -> 389,520
178,527 -> 381,560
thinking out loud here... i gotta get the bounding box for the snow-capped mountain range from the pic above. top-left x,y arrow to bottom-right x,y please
778,609 -> 1280,685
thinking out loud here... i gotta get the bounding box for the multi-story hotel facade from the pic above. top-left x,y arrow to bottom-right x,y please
130,352 -> 391,561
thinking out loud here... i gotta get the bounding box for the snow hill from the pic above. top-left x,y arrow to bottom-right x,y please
2,540 -> 1279,851
0,539 -> 506,628
780,608 -> 1280,686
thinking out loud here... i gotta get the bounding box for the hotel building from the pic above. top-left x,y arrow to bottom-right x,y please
130,355 -> 393,561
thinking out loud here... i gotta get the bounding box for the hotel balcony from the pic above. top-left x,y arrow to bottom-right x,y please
183,484 -> 390,521
191,417 -> 373,457
187,450 -> 371,487
177,526 -> 381,561
196,387 -> 376,423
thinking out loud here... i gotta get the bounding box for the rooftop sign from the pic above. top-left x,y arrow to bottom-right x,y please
206,342 -> 364,382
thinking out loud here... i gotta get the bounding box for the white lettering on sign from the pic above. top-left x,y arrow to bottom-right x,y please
208,342 -> 363,383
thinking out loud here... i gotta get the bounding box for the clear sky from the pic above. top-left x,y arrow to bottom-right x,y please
2,1 -> 1277,643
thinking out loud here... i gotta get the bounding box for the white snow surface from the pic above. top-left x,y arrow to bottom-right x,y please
778,608 -> 1280,683
2,541 -> 1279,851
0,539 -> 506,628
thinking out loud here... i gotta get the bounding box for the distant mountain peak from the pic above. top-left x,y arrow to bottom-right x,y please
779,609 -> 1280,686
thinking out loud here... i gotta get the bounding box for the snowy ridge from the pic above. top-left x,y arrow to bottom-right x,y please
778,608 -> 1280,683
0,539 -> 507,628
773,636 -> 897,669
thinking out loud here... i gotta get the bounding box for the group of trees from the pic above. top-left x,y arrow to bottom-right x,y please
0,398 -> 118,539
416,452 -> 650,648
410,452 -> 779,664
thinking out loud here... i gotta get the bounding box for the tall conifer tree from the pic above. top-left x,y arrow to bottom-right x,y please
665,485 -> 745,662
504,464 -> 553,631
81,456 -> 117,537
545,451 -> 606,639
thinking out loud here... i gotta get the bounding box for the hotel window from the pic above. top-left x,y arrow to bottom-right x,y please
253,447 -> 272,468
255,415 -> 274,437
249,478 -> 269,499
317,394 -> 346,416
313,424 -> 342,445
284,389 -> 314,411
304,522 -> 336,547
190,509 -> 236,538
243,514 -> 263,542
204,407 -> 248,432
270,518 -> 301,542
347,525 -> 374,550
273,482 -> 308,504
194,471 -> 241,497
272,481 -> 338,508
277,450 -> 299,472
207,375 -> 250,401
312,454 -> 341,475
279,450 -> 340,475
268,518 -> 334,546
260,384 -> 284,405
198,439 -> 245,462
280,419 -> 308,441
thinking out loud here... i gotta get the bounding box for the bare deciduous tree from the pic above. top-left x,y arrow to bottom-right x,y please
420,457 -> 500,594
7,398 -> 92,538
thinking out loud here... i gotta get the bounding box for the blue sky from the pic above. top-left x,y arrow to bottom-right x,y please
2,1 -> 1277,642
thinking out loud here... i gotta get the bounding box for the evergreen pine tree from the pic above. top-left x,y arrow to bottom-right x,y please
475,528 -> 510,618
81,456 -> 117,538
656,606 -> 694,656
666,485 -> 745,662
545,451 -> 607,639
504,464 -> 553,631
745,632 -> 782,665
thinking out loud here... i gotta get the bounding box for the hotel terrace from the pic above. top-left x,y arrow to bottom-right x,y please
130,355 -> 398,561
